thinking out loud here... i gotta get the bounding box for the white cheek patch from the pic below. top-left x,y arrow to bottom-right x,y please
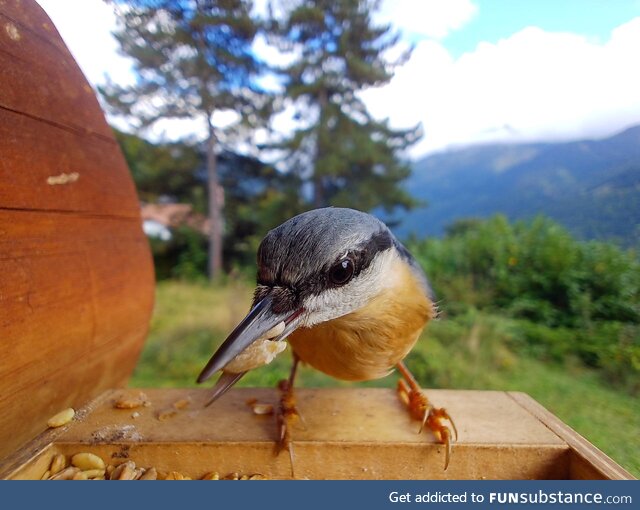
301,248 -> 401,327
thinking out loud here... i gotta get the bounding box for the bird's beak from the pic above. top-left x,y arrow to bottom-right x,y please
196,294 -> 304,385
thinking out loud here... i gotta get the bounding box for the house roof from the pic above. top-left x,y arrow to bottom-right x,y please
140,203 -> 210,235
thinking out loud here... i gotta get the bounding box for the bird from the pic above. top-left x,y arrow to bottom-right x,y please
197,207 -> 456,470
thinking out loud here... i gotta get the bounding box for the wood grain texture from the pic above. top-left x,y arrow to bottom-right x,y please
2,388 -> 574,480
0,0 -> 154,460
507,392 -> 635,480
0,108 -> 140,215
0,3 -> 113,139
4,389 -> 632,480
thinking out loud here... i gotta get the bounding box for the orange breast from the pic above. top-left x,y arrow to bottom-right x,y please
288,258 -> 434,381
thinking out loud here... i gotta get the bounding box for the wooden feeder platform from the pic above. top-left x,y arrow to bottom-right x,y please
1,388 -> 634,480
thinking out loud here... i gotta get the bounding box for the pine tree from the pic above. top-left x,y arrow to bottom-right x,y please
102,0 -> 269,280
270,0 -> 421,213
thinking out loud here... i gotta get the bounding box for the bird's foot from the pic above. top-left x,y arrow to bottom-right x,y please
275,379 -> 303,477
396,363 -> 458,470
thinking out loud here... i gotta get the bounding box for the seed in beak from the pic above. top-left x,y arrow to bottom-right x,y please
223,321 -> 287,373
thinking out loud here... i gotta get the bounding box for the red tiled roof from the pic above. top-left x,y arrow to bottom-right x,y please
141,203 -> 210,235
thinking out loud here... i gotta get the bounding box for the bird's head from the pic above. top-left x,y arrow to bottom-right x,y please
197,207 -> 431,398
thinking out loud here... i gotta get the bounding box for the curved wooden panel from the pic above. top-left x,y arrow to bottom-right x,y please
0,0 -> 155,459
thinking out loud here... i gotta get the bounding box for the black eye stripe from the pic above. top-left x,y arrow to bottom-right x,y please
257,229 -> 395,297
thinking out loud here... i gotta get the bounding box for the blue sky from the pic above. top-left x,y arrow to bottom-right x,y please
37,0 -> 640,157
440,0 -> 640,57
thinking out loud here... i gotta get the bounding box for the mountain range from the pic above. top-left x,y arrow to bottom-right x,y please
396,125 -> 640,247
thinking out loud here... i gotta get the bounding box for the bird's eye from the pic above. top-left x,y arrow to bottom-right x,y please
328,258 -> 354,286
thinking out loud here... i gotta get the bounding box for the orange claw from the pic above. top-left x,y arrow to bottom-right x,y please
275,358 -> 305,478
396,363 -> 458,471
276,379 -> 300,451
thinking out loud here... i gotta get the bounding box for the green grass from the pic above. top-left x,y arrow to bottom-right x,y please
130,281 -> 640,477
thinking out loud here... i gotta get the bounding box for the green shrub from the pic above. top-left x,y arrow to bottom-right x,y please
407,215 -> 640,394
150,226 -> 209,281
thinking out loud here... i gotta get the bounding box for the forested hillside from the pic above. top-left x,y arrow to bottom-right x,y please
399,125 -> 640,247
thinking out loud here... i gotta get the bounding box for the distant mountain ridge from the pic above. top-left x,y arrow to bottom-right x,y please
396,125 -> 640,246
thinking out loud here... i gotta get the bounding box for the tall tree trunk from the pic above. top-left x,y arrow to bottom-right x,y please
206,119 -> 223,281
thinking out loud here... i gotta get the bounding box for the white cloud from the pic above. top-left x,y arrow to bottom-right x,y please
361,17 -> 640,156
377,0 -> 478,39
36,0 -> 135,87
36,0 -> 209,142
252,33 -> 296,70
36,0 -> 289,144
35,1 -> 640,158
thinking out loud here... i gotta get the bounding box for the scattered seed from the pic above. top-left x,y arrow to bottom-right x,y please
114,400 -> 139,409
246,398 -> 274,415
119,463 -> 137,481
109,461 -> 129,480
41,451 -> 268,481
253,403 -> 274,415
139,467 -> 157,480
173,398 -> 191,410
83,469 -> 106,479
131,412 -> 140,419
47,408 -> 75,428
49,453 -> 67,475
114,392 -> 149,409
71,452 -> 105,471
164,471 -> 187,480
49,466 -> 80,480
111,460 -> 137,480
157,408 -> 178,421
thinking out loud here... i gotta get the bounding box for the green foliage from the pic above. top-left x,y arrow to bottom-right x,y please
106,0 -> 422,278
115,129 -> 205,208
269,0 -> 421,213
114,129 -> 305,277
103,0 -> 272,278
218,153 -> 305,269
410,215 -> 640,326
149,227 -> 207,281
131,280 -> 254,386
102,0 -> 266,125
407,215 -> 640,394
172,227 -> 209,281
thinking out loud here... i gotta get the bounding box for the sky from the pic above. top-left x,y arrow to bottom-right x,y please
35,0 -> 640,158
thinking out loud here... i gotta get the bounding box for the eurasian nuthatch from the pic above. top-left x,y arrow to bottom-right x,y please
197,207 -> 456,468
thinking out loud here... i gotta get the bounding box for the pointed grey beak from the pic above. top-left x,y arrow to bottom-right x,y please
196,295 -> 304,385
